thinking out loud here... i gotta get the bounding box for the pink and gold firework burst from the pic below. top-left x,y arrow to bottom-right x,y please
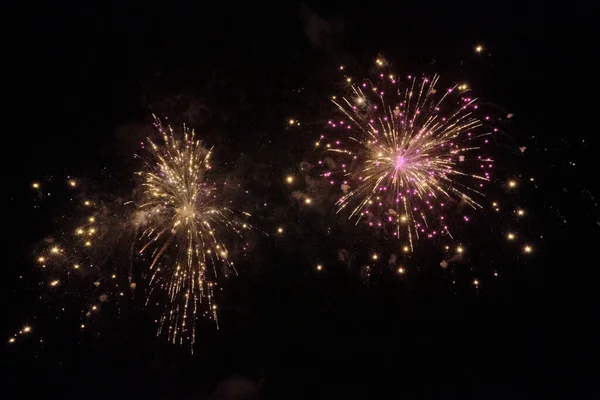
136,119 -> 250,345
316,68 -> 496,250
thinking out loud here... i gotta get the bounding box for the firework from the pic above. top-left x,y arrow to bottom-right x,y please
136,119 -> 250,345
11,174 -> 133,346
315,69 -> 496,250
18,120 -> 251,348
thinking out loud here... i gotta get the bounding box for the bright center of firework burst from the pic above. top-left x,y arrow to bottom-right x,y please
176,204 -> 195,220
394,155 -> 407,170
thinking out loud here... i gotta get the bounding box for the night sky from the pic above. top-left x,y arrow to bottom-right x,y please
1,1 -> 597,399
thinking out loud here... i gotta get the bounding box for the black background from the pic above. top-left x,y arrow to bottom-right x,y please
1,1 -> 598,398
